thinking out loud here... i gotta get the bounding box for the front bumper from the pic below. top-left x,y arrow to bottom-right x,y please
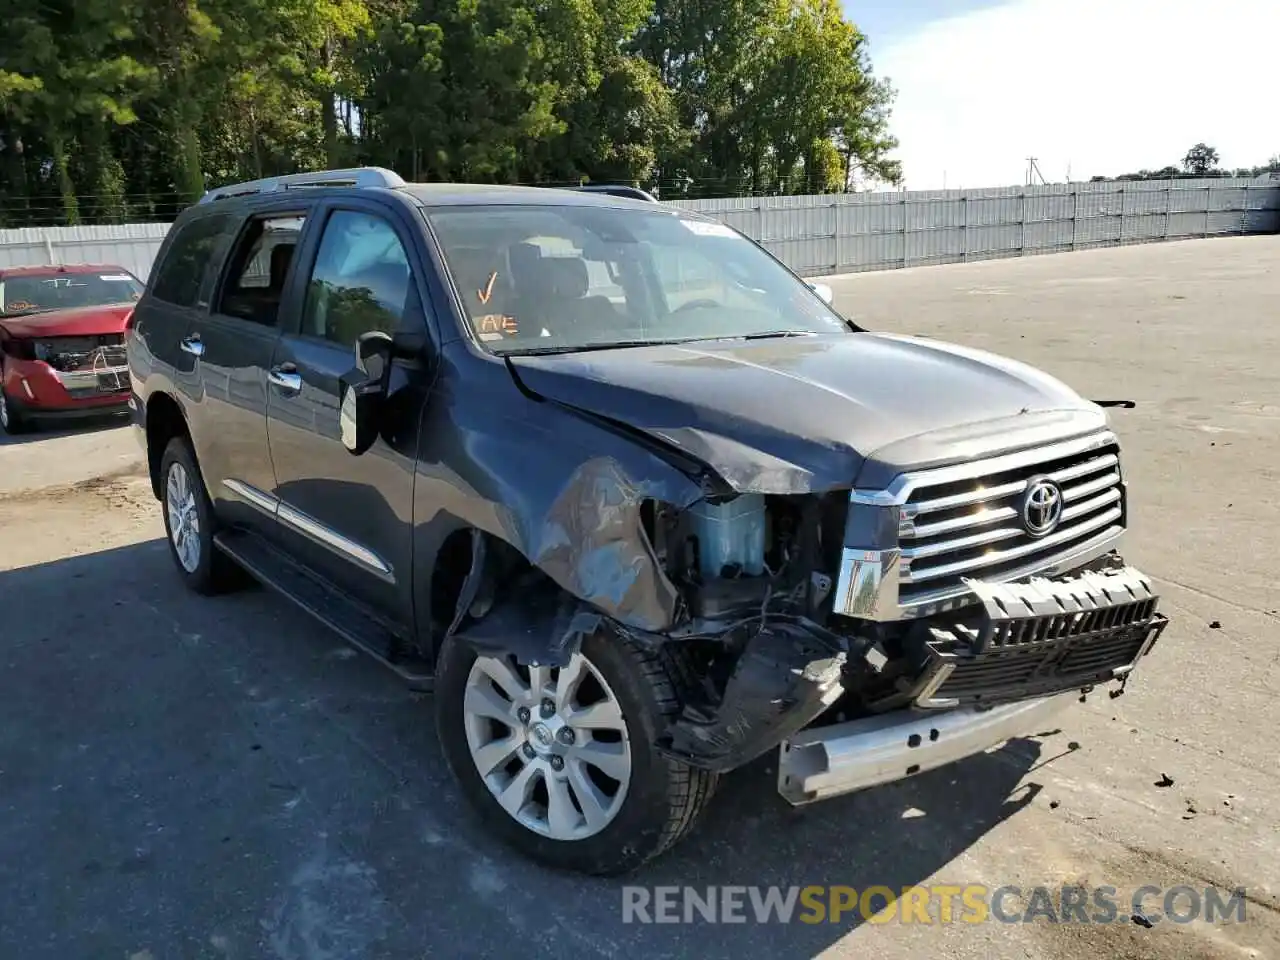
776,563 -> 1166,805
904,564 -> 1167,709
5,392 -> 129,422
777,692 -> 1073,804
2,356 -> 129,413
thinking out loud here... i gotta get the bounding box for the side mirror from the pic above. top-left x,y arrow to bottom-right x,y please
806,281 -> 835,305
339,330 -> 394,456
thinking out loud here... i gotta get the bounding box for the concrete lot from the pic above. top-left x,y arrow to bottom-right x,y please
1,236 -> 1277,959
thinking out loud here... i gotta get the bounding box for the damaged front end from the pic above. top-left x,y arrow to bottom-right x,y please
449,419 -> 1168,804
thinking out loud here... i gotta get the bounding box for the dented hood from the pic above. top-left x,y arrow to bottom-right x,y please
508,332 -> 1107,494
0,303 -> 134,338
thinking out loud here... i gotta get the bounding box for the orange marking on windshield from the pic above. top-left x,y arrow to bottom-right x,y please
477,313 -> 518,336
477,271 -> 497,305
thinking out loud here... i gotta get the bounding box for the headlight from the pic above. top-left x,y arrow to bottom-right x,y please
831,498 -> 903,622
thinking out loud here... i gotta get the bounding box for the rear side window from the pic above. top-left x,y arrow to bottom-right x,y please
216,214 -> 306,326
150,214 -> 229,307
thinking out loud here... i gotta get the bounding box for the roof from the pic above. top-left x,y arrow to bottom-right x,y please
190,167 -> 702,218
0,263 -> 135,278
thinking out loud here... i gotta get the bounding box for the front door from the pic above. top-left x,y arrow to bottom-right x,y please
264,203 -> 430,625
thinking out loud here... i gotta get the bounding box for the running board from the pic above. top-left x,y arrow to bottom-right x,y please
213,529 -> 433,691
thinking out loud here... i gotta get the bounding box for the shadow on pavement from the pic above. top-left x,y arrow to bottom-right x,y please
0,411 -> 130,447
0,539 -> 1050,959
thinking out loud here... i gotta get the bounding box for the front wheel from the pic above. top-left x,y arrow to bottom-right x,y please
435,628 -> 717,876
0,389 -> 27,435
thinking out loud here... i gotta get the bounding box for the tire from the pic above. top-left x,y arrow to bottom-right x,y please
436,628 -> 718,876
158,435 -> 242,595
0,388 -> 27,435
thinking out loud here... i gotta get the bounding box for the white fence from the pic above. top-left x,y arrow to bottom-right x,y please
3,178 -> 1278,281
0,222 -> 171,281
669,178 -> 1280,276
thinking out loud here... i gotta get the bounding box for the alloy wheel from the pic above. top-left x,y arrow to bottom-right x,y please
462,652 -> 633,841
166,461 -> 201,573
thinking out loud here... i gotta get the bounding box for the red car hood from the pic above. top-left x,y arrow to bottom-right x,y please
0,303 -> 134,338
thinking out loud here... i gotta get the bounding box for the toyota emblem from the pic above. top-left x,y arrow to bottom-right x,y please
1020,477 -> 1063,537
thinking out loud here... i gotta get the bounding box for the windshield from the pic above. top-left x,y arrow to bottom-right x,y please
0,270 -> 144,317
425,205 -> 851,355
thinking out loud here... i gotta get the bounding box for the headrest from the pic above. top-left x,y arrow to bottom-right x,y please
269,243 -> 295,288
507,243 -> 588,300
542,256 -> 588,299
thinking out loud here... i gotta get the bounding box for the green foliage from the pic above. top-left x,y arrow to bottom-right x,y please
0,0 -> 902,226
1182,142 -> 1220,177
1095,144 -> 1279,182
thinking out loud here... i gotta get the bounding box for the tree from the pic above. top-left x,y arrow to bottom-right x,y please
0,0 -> 904,225
1182,142 -> 1220,176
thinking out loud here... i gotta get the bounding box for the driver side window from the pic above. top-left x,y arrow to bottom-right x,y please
302,211 -> 416,347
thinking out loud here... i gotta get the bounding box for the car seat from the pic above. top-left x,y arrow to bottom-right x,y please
507,242 -> 622,339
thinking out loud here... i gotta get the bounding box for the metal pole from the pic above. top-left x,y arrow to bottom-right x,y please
1117,183 -> 1126,246
831,200 -> 840,273
1019,192 -> 1026,256
900,194 -> 908,269
1071,187 -> 1078,251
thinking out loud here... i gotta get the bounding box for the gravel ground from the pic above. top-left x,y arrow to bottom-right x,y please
0,236 -> 1277,960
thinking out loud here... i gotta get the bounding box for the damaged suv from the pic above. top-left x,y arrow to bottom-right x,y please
128,167 -> 1168,876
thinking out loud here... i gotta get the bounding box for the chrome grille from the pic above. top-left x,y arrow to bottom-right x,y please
897,432 -> 1125,609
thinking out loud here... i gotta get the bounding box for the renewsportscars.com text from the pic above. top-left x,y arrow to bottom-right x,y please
621,884 -> 1248,926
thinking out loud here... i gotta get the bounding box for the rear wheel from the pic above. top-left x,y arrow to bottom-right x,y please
159,435 -> 242,594
436,628 -> 717,876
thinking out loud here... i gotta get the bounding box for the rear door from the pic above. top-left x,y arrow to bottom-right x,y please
264,198 -> 432,623
131,211 -> 234,412
184,207 -> 312,529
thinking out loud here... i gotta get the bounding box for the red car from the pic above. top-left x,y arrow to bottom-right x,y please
0,263 -> 144,434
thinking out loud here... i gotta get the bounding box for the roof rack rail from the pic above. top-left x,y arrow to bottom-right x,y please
562,184 -> 660,203
198,166 -> 406,204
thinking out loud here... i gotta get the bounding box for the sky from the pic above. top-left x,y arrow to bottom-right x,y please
845,0 -> 1280,190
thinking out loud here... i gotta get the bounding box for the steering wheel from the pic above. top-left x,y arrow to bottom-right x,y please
670,298 -> 720,314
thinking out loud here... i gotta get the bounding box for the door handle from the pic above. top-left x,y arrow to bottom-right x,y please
180,335 -> 205,357
268,363 -> 303,395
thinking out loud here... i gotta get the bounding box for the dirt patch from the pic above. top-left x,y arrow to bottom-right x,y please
1040,918 -> 1263,960
1023,845 -> 1277,960
0,473 -> 161,572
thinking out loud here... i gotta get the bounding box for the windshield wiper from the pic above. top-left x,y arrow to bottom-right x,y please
502,338 -> 707,357
737,330 -> 818,340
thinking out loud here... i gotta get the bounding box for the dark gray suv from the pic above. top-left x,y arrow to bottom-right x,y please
128,167 -> 1168,875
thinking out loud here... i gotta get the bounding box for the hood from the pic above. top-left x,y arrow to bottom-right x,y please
0,303 -> 134,339
507,332 -> 1108,494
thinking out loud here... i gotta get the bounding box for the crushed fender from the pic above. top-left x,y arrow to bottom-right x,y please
526,456 -> 692,633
